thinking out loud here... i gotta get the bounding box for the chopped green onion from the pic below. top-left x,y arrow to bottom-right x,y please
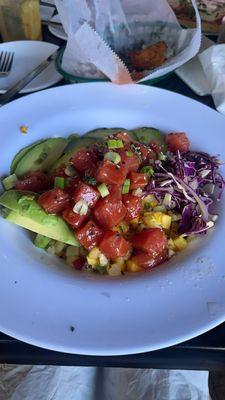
54,176 -> 65,189
116,140 -> 124,148
162,193 -> 172,207
98,183 -> 109,198
83,176 -> 97,185
158,152 -> 167,161
122,179 -> 130,194
2,173 -> 18,190
153,205 -> 167,212
65,165 -> 76,177
96,264 -> 106,274
73,199 -> 88,215
104,151 -> 121,164
54,241 -> 66,256
34,234 -> 52,249
107,139 -> 124,149
126,150 -> 133,157
141,165 -> 154,177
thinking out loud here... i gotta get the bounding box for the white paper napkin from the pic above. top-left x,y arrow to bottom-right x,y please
55,0 -> 201,83
199,44 -> 225,115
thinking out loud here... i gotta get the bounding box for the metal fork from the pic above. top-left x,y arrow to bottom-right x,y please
0,51 -> 14,77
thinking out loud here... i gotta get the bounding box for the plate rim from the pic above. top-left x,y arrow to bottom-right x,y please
0,82 -> 225,355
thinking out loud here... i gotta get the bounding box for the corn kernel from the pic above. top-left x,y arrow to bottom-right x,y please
126,260 -> 142,272
173,236 -> 187,251
142,194 -> 158,209
143,211 -> 171,229
20,125 -> 28,134
86,247 -> 101,267
161,214 -> 172,229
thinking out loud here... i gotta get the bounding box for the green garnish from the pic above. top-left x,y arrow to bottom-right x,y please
83,176 -> 97,185
107,139 -> 124,149
73,199 -> 88,215
54,176 -> 65,189
97,183 -> 109,198
126,150 -> 133,157
158,152 -> 167,161
34,234 -> 51,249
2,174 -> 18,190
122,179 -> 130,194
96,264 -> 106,274
104,151 -> 121,164
141,166 -> 154,177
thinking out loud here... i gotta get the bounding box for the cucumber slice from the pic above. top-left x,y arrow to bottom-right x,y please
14,138 -> 68,177
54,241 -> 66,256
10,140 -> 45,174
84,128 -> 126,139
50,137 -> 96,173
130,127 -> 167,152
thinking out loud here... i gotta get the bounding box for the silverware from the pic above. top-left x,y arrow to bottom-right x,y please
0,48 -> 60,107
40,0 -> 56,9
0,51 -> 14,77
42,19 -> 63,29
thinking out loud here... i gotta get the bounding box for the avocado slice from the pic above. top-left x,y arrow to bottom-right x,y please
84,128 -> 126,139
130,127 -> 167,152
0,190 -> 79,246
10,139 -> 45,174
14,138 -> 69,178
50,137 -> 96,173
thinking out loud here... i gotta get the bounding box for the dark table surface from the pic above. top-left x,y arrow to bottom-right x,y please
0,25 -> 225,371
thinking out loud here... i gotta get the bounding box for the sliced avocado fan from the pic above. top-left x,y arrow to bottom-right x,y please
0,190 -> 79,246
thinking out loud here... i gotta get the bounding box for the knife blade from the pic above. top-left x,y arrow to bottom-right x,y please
0,48 -> 60,107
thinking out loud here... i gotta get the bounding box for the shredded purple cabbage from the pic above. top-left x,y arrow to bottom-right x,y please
145,150 -> 225,236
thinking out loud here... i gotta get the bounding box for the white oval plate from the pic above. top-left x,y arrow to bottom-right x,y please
48,14 -> 67,41
0,83 -> 225,355
0,41 -> 62,94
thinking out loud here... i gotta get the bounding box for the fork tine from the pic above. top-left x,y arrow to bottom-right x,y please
6,52 -> 14,72
3,52 -> 11,72
1,51 -> 8,72
3,52 -> 14,72
0,51 -> 4,68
